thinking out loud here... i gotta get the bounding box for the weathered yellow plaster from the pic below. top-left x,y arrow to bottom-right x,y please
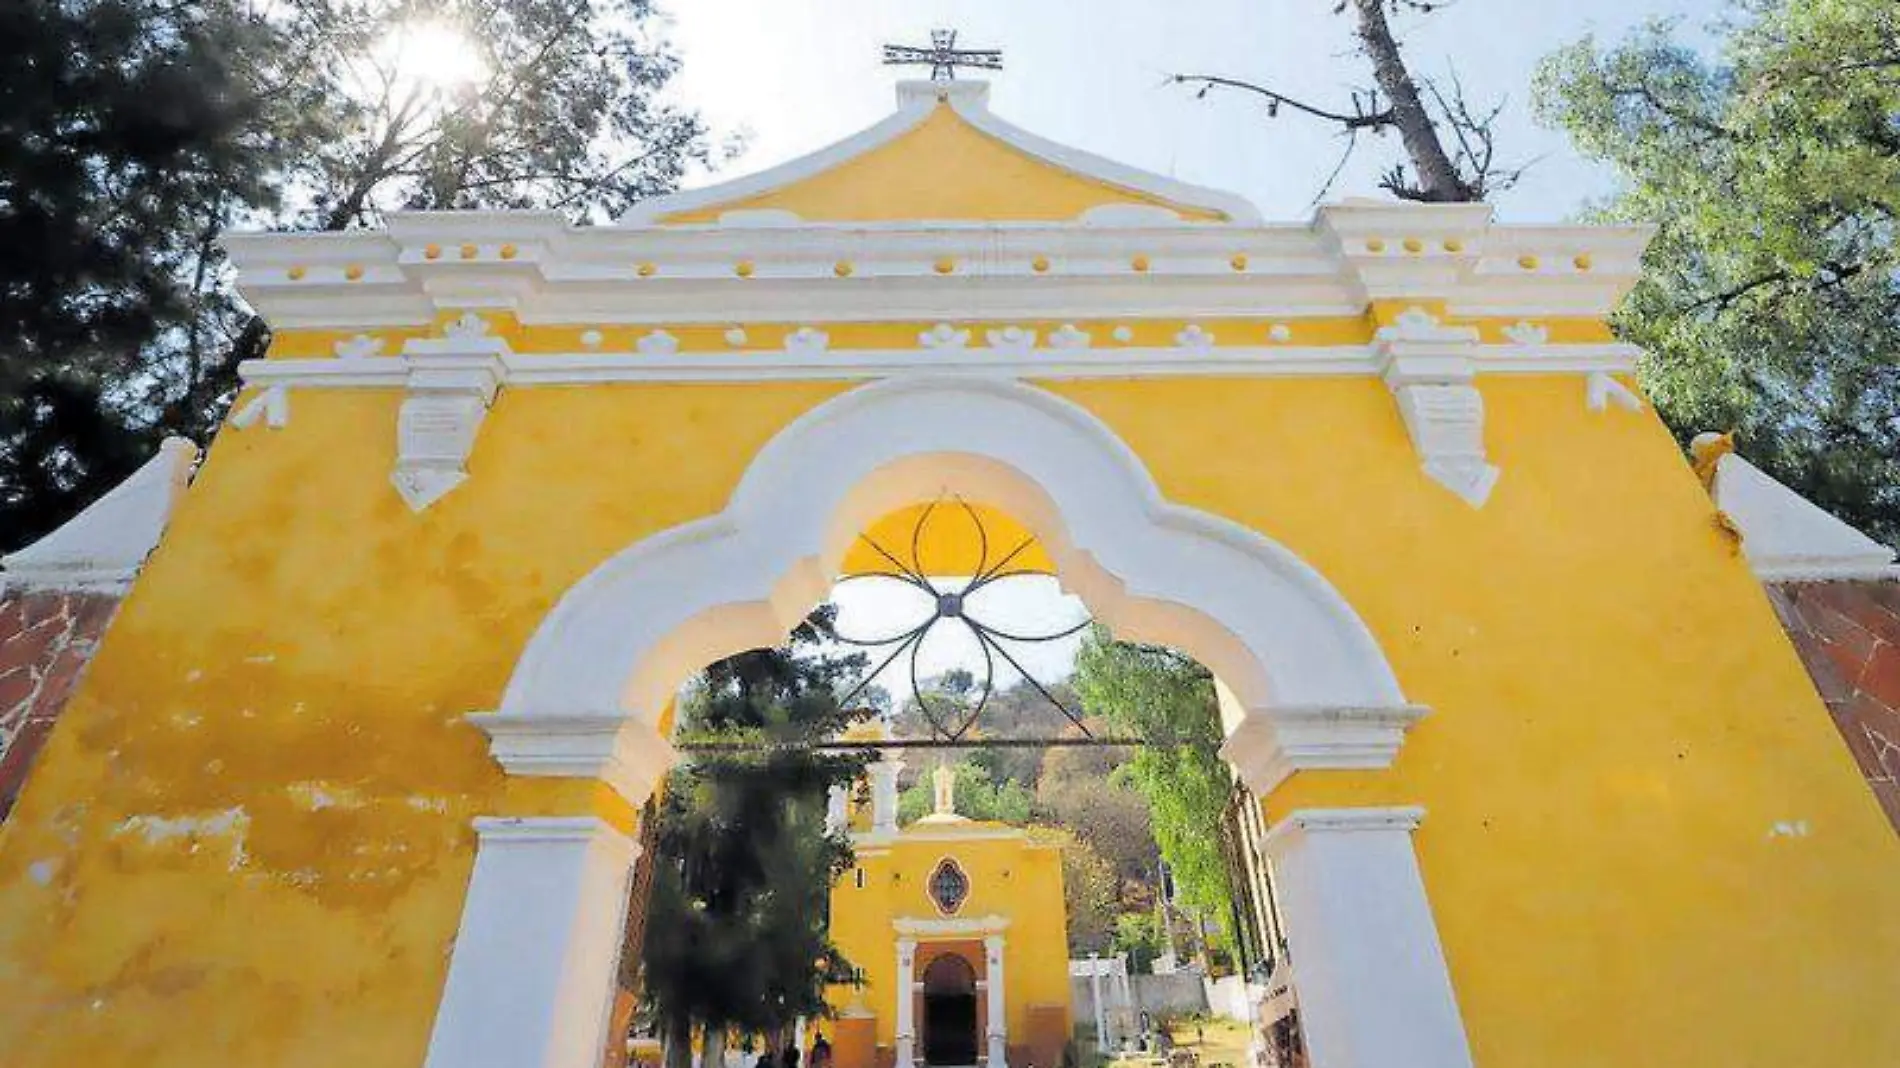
3,371 -> 1895,1067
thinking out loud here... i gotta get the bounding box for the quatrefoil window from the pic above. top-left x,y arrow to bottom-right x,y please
929,857 -> 970,915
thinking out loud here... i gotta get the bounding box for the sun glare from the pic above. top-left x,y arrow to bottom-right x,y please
375,19 -> 489,97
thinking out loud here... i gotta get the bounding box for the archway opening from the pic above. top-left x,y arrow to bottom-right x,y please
920,953 -> 979,1067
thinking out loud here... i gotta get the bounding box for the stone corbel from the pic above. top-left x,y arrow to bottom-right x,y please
465,710 -> 678,810
1376,307 -> 1499,507
392,317 -> 510,511
1221,703 -> 1431,796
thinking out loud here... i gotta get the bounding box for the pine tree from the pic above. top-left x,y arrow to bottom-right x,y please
640,609 -> 868,1068
0,0 -> 274,546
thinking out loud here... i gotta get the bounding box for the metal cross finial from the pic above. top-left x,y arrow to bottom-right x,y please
882,28 -> 1003,83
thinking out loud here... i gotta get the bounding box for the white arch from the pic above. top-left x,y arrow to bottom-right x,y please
475,376 -> 1423,802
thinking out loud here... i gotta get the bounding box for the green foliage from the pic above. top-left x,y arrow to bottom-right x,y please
897,760 -> 1035,825
1112,911 -> 1169,974
0,0 -> 275,546
1035,747 -> 1160,885
2,0 -> 711,547
1535,1 -> 1900,545
641,608 -> 867,1048
1072,630 -> 1236,944
1030,825 -> 1119,956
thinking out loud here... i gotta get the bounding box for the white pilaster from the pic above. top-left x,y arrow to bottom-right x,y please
984,935 -> 1008,1068
1262,807 -> 1474,1068
894,938 -> 917,1068
825,784 -> 849,835
1088,952 -> 1108,1052
870,758 -> 903,835
422,816 -> 640,1068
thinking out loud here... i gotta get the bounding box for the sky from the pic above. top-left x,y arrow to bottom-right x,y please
655,0 -> 1731,688
660,0 -> 1732,223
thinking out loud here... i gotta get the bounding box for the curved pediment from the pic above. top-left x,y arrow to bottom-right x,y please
622,81 -> 1260,226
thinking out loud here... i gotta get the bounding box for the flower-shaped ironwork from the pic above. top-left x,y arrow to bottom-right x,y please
832,497 -> 1093,741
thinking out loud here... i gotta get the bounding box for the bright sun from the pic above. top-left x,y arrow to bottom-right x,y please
375,19 -> 489,98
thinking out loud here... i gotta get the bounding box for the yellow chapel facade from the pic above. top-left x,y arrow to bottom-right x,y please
824,750 -> 1070,1068
0,74 -> 1896,1068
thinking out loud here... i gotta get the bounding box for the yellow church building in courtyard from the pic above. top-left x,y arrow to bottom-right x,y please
823,742 -> 1070,1068
1,69 -> 1899,1068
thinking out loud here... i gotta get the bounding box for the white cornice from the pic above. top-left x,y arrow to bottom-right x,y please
466,711 -> 678,809
1222,704 -> 1431,796
893,914 -> 1012,938
3,437 -> 199,594
1700,444 -> 1900,581
224,205 -> 1652,331
1262,806 -> 1427,848
238,341 -> 1639,393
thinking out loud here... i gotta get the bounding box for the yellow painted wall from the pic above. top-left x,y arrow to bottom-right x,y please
825,827 -> 1071,1047
0,370 -> 1894,1068
658,105 -> 1224,224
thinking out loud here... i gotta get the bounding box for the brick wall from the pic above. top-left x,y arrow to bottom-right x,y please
0,588 -> 121,822
1765,579 -> 1900,833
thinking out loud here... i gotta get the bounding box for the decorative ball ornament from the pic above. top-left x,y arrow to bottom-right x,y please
1518,255 -> 1541,271
637,262 -> 657,278
834,261 -> 854,277
459,243 -> 478,260
286,266 -> 307,280
735,260 -> 755,278
1031,256 -> 1050,273
1573,254 -> 1594,271
1131,254 -> 1150,272
1366,238 -> 1387,253
933,256 -> 956,275
499,243 -> 518,260
1230,254 -> 1248,272
1403,238 -> 1423,253
344,265 -> 364,281
1443,238 -> 1465,253
423,244 -> 442,261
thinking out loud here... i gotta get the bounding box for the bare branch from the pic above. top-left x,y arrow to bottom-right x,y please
1169,74 -> 1395,129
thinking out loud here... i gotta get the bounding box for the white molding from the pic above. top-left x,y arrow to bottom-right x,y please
1262,806 -> 1475,1068
223,209 -> 1653,331
497,376 -> 1413,795
238,342 -> 1640,392
422,815 -> 639,1068
1262,805 -> 1427,844
1585,371 -> 1644,413
467,712 -> 677,808
621,79 -> 1260,226
391,329 -> 510,511
893,913 -> 1011,938
1222,705 -> 1431,796
1702,445 -> 1899,581
1377,307 -> 1498,507
3,437 -> 199,594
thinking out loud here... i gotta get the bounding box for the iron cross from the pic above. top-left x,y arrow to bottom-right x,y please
882,29 -> 1003,83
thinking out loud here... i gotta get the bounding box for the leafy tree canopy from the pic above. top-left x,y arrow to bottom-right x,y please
1536,0 -> 1900,545
1072,630 -> 1237,945
3,0 -> 712,547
